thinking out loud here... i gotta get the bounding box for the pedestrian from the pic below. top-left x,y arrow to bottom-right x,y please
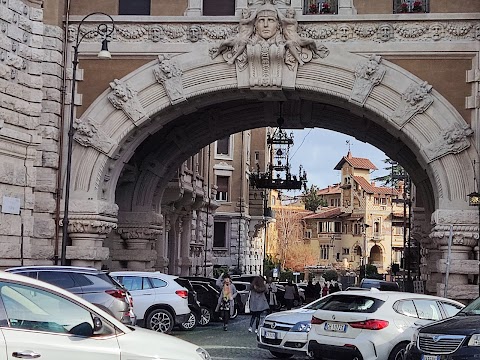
266,277 -> 278,313
322,283 -> 329,297
305,280 -> 316,303
215,272 -> 238,331
283,279 -> 297,310
248,276 -> 270,333
314,281 -> 321,299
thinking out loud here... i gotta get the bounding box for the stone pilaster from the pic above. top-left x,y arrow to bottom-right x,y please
430,209 -> 479,300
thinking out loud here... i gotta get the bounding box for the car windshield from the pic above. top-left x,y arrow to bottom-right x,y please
304,296 -> 330,310
313,294 -> 385,313
459,297 -> 480,315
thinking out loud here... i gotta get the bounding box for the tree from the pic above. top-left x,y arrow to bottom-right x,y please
322,269 -> 338,281
373,159 -> 405,187
302,185 -> 327,212
272,207 -> 305,270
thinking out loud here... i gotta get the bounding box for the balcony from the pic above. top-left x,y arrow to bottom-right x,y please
304,0 -> 338,15
371,233 -> 385,242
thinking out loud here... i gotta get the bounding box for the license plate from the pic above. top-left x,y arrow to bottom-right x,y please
265,331 -> 276,339
324,322 -> 347,332
422,356 -> 439,360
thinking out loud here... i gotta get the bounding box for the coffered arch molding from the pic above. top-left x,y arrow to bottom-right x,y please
73,46 -> 477,220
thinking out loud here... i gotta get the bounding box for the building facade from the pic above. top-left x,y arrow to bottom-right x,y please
0,0 -> 479,300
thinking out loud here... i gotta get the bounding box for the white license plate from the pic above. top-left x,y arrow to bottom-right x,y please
422,356 -> 439,360
324,322 -> 347,332
265,331 -> 276,339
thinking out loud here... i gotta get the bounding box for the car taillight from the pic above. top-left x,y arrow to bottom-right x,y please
175,289 -> 188,299
311,316 -> 325,325
105,289 -> 127,299
348,319 -> 389,330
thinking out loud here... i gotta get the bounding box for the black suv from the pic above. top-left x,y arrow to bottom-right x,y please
6,266 -> 135,325
405,296 -> 479,360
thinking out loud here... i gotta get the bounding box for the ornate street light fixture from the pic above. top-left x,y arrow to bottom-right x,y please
61,13 -> 115,265
467,160 -> 480,295
250,105 -> 307,190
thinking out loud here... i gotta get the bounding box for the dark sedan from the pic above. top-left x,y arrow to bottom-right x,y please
405,296 -> 480,360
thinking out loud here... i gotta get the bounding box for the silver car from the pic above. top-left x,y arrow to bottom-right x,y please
6,266 -> 135,325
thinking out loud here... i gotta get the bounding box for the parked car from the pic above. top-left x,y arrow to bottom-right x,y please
360,278 -> 400,291
0,270 -> 211,360
110,271 -> 190,333
176,277 -> 202,331
278,282 -> 305,307
191,279 -> 242,319
5,266 -> 135,325
405,295 -> 480,360
307,290 -> 464,360
257,295 -> 331,359
190,281 -> 219,325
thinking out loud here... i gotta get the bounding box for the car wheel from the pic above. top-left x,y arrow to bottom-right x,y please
198,306 -> 212,326
179,312 -> 197,331
145,309 -> 174,333
269,350 -> 293,359
388,342 -> 408,360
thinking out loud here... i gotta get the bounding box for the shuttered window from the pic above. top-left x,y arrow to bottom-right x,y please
216,176 -> 229,201
214,222 -> 227,248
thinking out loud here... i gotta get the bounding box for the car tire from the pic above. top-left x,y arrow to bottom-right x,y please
198,306 -> 212,326
179,312 -> 197,331
269,350 -> 293,359
388,342 -> 408,360
145,308 -> 174,333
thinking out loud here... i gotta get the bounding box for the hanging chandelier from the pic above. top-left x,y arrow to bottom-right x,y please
250,105 -> 307,190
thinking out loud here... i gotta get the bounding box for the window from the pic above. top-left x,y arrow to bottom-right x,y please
214,221 -> 227,248
150,278 -> 167,288
334,222 -> 341,233
254,151 -> 260,162
305,229 -> 312,239
342,248 -> 350,255
353,223 -> 361,235
440,301 -> 463,318
117,276 -> 152,291
216,137 -> 230,156
119,0 -> 150,15
216,176 -> 229,201
38,271 -> 76,289
0,281 -> 100,334
413,299 -> 441,320
374,221 -> 380,233
203,0 -> 235,15
320,245 -> 329,260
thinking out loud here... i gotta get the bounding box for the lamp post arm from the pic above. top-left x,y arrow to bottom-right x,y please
74,12 -> 115,48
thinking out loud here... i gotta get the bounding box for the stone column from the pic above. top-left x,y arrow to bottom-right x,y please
429,209 -> 479,300
185,0 -> 202,16
155,217 -> 170,273
66,217 -> 116,268
179,214 -> 193,276
337,0 -> 357,15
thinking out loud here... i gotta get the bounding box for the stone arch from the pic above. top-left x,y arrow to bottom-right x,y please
69,45 -> 478,296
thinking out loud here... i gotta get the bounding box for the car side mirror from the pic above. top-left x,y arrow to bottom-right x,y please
70,322 -> 94,337
93,317 -> 103,332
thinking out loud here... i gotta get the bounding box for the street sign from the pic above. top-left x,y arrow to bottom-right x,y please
273,268 -> 279,278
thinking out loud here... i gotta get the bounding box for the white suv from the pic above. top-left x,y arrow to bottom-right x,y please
111,271 -> 190,333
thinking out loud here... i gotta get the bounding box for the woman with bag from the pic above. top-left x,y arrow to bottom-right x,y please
215,272 -> 238,331
266,277 -> 278,313
247,276 -> 269,333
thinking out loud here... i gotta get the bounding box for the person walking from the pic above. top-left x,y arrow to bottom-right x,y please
283,279 -> 297,310
322,283 -> 329,297
314,281 -> 321,299
248,276 -> 270,333
215,272 -> 238,331
305,280 -> 316,303
266,277 -> 278,313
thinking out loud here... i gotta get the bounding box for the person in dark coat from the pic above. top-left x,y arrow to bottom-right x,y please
314,281 -> 321,299
305,280 -> 316,303
248,276 -> 270,333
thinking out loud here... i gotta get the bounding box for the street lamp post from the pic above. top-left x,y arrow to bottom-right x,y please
467,159 -> 480,295
61,13 -> 115,265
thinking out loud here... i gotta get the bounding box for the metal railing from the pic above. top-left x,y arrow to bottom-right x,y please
393,0 -> 430,13
303,0 -> 338,14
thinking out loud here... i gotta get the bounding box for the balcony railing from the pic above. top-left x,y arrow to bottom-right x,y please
393,0 -> 430,13
303,0 -> 338,15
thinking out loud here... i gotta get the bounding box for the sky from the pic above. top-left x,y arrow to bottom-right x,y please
284,128 -> 390,198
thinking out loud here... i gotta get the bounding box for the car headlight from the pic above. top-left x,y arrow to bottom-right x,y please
290,321 -> 311,333
468,334 -> 480,346
196,347 -> 211,360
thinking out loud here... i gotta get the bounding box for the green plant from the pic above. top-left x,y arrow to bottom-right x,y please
322,269 -> 338,282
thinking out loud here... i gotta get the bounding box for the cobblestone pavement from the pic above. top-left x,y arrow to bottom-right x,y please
171,314 -> 310,360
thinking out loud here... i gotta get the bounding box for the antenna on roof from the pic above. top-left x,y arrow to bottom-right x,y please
346,140 -> 351,153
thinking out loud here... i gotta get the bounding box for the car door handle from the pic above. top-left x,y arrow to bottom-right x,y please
12,351 -> 41,359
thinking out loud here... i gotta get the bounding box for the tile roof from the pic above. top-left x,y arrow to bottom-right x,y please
317,184 -> 341,195
353,176 -> 399,196
334,151 -> 378,171
303,207 -> 344,219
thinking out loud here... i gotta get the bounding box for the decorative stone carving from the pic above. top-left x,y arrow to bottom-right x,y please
66,219 -> 117,235
108,79 -> 146,124
154,54 -> 186,105
377,24 -> 394,42
391,81 -> 433,127
337,24 -> 353,41
395,24 -> 427,39
354,25 -> 377,38
430,23 -> 445,41
446,23 -> 472,37
299,25 -> 335,40
350,54 -> 386,106
422,122 -> 473,163
116,26 -> 148,40
187,25 -> 202,42
67,25 -> 76,42
211,4 -> 328,89
117,227 -> 161,240
150,26 -> 164,42
73,117 -> 115,155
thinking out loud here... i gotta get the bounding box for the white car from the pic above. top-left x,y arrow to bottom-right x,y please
0,270 -> 210,360
257,296 -> 330,358
307,290 -> 464,360
111,271 -> 190,333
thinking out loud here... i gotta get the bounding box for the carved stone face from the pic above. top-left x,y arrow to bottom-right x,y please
188,25 -> 201,42
242,8 -> 250,19
430,23 -> 444,41
378,24 -> 392,42
67,25 -> 76,43
255,12 -> 279,40
337,25 -> 351,41
285,8 -> 296,18
475,25 -> 480,41
150,26 -> 162,42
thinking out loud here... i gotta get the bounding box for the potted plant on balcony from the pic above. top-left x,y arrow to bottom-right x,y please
412,1 -> 423,12
309,3 -> 318,14
320,2 -> 330,14
399,2 -> 408,12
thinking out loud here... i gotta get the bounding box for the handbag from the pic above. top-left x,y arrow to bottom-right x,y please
244,291 -> 251,314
